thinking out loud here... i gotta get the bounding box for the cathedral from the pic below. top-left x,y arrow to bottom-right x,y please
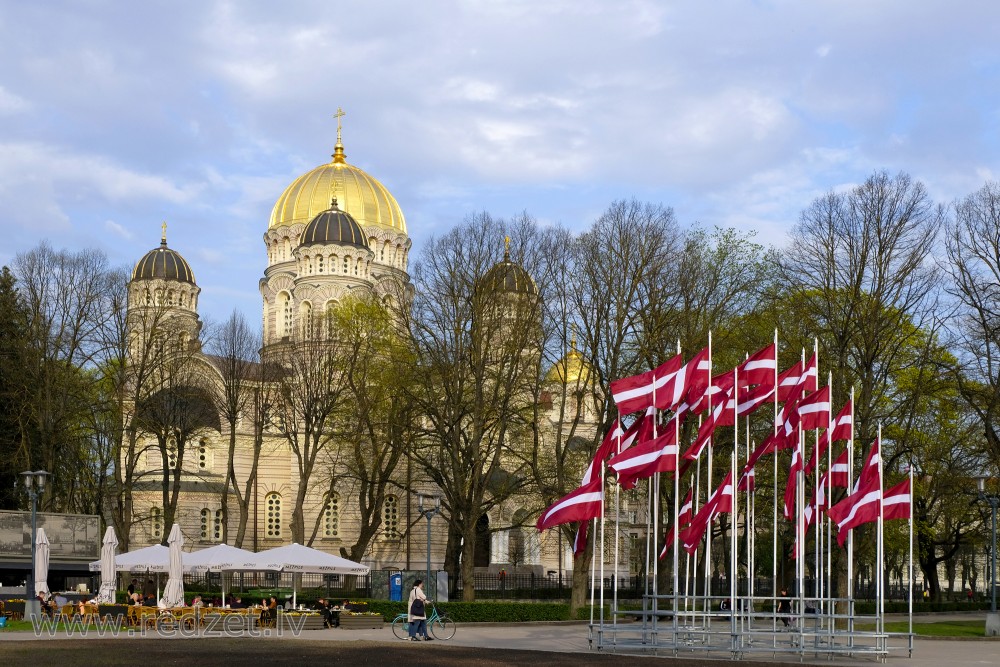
124,115 -> 604,579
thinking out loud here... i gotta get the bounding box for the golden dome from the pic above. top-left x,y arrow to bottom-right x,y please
269,131 -> 406,234
546,335 -> 594,385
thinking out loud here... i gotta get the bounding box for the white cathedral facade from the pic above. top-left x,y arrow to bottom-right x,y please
124,121 -> 606,579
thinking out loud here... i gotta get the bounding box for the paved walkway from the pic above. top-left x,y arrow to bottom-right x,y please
1,615 -> 997,666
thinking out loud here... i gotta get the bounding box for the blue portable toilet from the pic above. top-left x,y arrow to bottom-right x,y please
390,572 -> 403,601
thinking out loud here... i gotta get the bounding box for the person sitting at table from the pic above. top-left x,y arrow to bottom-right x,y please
190,595 -> 203,609
36,593 -> 54,618
259,596 -> 277,628
315,598 -> 331,628
230,597 -> 245,609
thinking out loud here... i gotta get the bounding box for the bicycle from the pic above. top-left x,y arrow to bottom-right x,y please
391,601 -> 456,640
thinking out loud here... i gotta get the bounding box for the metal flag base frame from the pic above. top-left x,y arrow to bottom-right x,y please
589,593 -> 913,662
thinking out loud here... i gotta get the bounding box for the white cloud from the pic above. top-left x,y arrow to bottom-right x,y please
104,220 -> 132,239
0,85 -> 30,113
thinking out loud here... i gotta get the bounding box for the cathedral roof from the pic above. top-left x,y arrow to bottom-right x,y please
299,200 -> 369,250
480,240 -> 537,296
269,113 -> 406,235
546,341 -> 594,385
132,227 -> 196,284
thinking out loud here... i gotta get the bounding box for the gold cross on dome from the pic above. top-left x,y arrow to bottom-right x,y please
333,107 -> 345,142
161,221 -> 168,243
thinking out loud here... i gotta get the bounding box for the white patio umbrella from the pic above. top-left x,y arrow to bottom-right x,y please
183,543 -> 255,606
232,542 -> 369,607
34,527 -> 50,598
158,524 -> 185,607
87,544 -> 171,573
95,526 -> 118,603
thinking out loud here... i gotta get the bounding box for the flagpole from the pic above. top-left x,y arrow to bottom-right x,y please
731,365 -> 739,655
673,340 -> 682,650
772,328 -> 779,639
825,371 -> 833,635
589,516 -> 597,630
908,461 -> 914,657
877,422 -> 885,654
847,385 -> 856,649
650,370 -> 660,631
704,330 -> 714,623
796,348 -> 805,646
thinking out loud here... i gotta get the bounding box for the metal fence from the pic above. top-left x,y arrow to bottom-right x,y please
179,571 -> 371,600
457,572 -> 926,601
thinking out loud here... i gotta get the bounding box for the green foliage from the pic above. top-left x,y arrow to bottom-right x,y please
351,598 -> 609,622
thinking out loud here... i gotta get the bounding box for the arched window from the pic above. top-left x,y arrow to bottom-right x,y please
150,507 -> 163,540
354,259 -> 360,276
214,509 -> 223,541
324,493 -> 340,537
265,493 -> 282,537
278,292 -> 292,338
331,255 -> 338,273
380,242 -> 387,262
200,508 -> 211,540
197,440 -> 209,470
300,301 -> 313,339
383,495 -> 399,539
316,255 -> 323,274
343,256 -> 349,273
166,439 -> 178,470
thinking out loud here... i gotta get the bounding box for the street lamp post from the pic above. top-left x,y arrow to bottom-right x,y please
976,475 -> 999,636
20,470 -> 50,619
417,495 -> 440,598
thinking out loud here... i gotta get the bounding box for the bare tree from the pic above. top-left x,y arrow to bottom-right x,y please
943,181 -> 1000,470
206,310 -> 260,542
13,243 -> 116,511
405,212 -> 541,600
268,334 -> 351,544
314,296 -> 416,560
779,170 -> 941,443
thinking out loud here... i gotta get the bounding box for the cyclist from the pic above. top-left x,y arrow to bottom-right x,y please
407,579 -> 432,641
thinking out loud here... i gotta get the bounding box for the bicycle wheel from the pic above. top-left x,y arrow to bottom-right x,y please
391,616 -> 410,640
431,615 -> 456,640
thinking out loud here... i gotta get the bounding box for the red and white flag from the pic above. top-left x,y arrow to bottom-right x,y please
783,446 -> 803,521
680,472 -> 734,554
607,427 -> 680,489
827,475 -> 881,546
660,487 -> 694,558
883,478 -> 911,521
536,479 -> 604,532
738,343 -> 777,387
580,419 -> 623,487
690,369 -> 736,414
806,399 -> 852,474
655,347 -> 709,411
828,448 -> 850,488
854,439 -> 880,492
774,354 -> 818,402
610,355 -> 684,414
572,522 -> 589,557
796,385 -> 831,430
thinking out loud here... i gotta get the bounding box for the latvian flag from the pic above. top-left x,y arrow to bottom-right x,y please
536,479 -> 603,532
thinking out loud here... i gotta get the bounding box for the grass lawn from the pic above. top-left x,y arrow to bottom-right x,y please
852,620 -> 985,637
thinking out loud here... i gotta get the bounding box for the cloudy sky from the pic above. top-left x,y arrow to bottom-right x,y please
1,1 -> 998,322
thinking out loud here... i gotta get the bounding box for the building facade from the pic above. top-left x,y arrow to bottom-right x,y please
124,121 -> 605,579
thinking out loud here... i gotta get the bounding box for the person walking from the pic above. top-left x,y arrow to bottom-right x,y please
407,579 -> 432,641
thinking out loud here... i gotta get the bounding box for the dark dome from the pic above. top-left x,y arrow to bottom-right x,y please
299,200 -> 369,249
480,248 -> 537,296
132,240 -> 196,284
